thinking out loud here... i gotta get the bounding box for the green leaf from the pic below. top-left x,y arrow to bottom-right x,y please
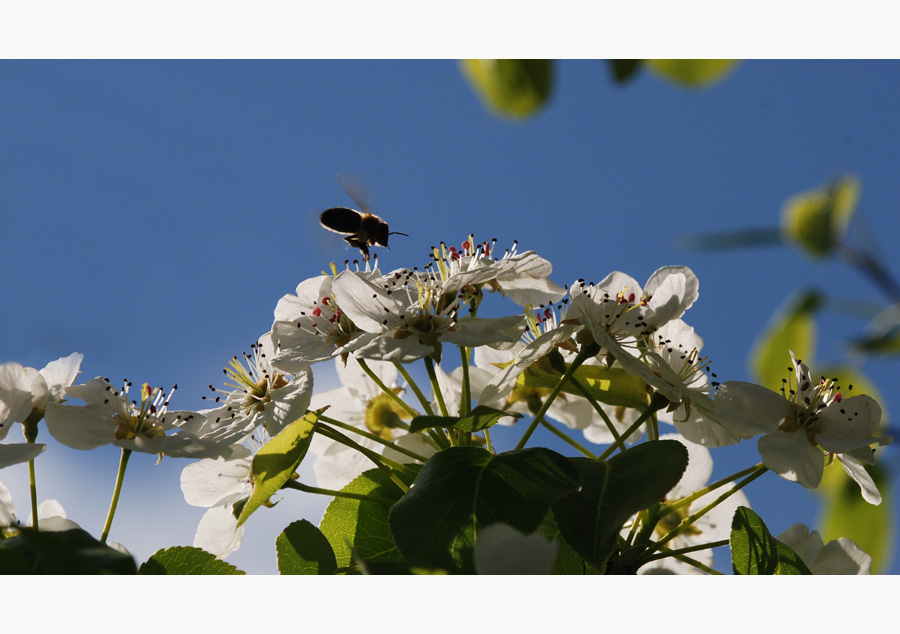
276,519 -> 337,575
0,527 -> 137,574
236,409 -> 321,527
552,440 -> 689,570
389,447 -> 580,572
781,175 -> 860,258
730,507 -> 811,575
749,290 -> 821,392
607,60 -> 642,84
460,59 -> 553,119
356,556 -> 447,574
408,405 -> 521,433
818,461 -> 894,574
139,546 -> 244,575
318,467 -> 415,570
537,511 -> 603,574
646,59 -> 738,88
519,355 -> 650,409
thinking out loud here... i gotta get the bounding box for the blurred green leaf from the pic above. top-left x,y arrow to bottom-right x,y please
730,507 -> 811,575
552,440 -> 688,571
389,447 -> 579,572
139,546 -> 244,575
276,519 -> 337,575
646,60 -> 738,87
460,59 -> 553,119
749,290 -> 821,392
519,355 -> 650,409
607,59 -> 643,84
781,175 -> 860,258
236,409 -> 321,527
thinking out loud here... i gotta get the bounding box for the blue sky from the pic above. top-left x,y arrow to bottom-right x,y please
2,60 -> 899,574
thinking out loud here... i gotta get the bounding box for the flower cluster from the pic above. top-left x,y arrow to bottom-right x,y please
0,234 -> 891,575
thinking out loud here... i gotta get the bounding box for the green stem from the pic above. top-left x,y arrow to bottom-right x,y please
539,419 -> 598,459
22,409 -> 42,532
101,448 -> 132,543
596,392 -> 669,461
660,463 -> 763,518
652,464 -> 768,553
514,345 -> 596,451
27,458 -> 39,532
642,539 -> 730,563
316,425 -> 418,480
318,416 -> 430,462
282,479 -> 396,505
566,375 -> 622,443
392,361 -> 436,416
424,357 -> 449,418
355,358 -> 420,418
458,345 -> 472,417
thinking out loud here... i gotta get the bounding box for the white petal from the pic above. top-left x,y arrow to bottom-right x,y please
659,433 -> 712,496
332,270 -> 400,333
194,505 -> 244,559
181,447 -> 252,508
714,382 -> 790,438
39,353 -> 84,403
0,442 -> 45,468
758,432 -> 824,488
837,453 -> 882,505
44,401 -> 118,450
0,481 -> 17,525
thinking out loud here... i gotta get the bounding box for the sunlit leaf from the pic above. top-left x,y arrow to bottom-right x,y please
646,60 -> 738,88
781,175 -> 860,258
276,520 -> 337,575
236,409 -> 321,527
460,59 -> 553,119
318,467 -> 416,571
730,507 -> 811,575
139,546 -> 244,575
749,290 -> 821,392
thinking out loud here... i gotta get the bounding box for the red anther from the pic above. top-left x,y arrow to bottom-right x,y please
312,307 -> 322,317
462,240 -> 470,250
321,297 -> 331,306
543,308 -> 553,320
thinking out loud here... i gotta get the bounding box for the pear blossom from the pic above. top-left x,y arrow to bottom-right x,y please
44,379 -> 235,458
634,433 -> 749,574
715,351 -> 892,500
776,524 -> 872,574
180,445 -> 253,558
202,332 -> 313,438
331,268 -> 526,364
271,272 -> 379,371
0,353 -> 83,437
308,355 -> 435,490
566,266 -> 699,340
473,523 -> 557,574
427,238 -> 566,307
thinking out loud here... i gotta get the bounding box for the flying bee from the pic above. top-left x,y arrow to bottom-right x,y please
319,175 -> 408,262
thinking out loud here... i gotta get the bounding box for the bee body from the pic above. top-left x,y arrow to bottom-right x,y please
319,184 -> 406,261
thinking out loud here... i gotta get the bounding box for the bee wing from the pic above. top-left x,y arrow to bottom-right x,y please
336,173 -> 373,214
